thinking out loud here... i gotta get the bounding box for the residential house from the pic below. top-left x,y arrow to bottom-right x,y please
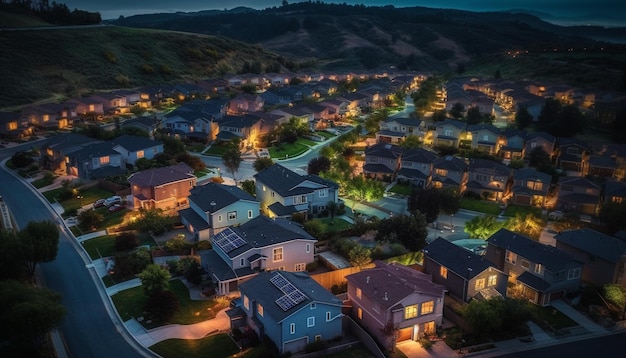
431,155 -> 468,192
363,143 -> 403,181
264,73 -> 291,87
228,93 -> 264,114
525,132 -> 556,160
66,141 -> 125,179
397,148 -> 438,188
337,92 -> 367,116
91,92 -> 129,115
179,182 -> 260,241
127,163 -> 197,214
466,159 -> 512,202
467,124 -> 501,154
376,117 -> 425,144
111,89 -> 142,107
602,144 -> 626,181
260,89 -> 293,107
603,180 -> 626,204
111,134 -> 164,168
319,98 -> 349,119
66,97 -> 105,118
511,168 -> 552,207
269,106 -> 313,129
346,261 -> 446,346
196,77 -> 229,95
21,102 -> 70,129
556,176 -> 601,216
200,216 -> 317,294
424,238 -> 508,302
433,120 -> 466,148
0,111 -> 30,139
162,100 -> 225,141
174,83 -> 208,102
235,271 -> 343,354
555,228 -> 626,288
556,137 -> 590,176
216,114 -> 270,149
120,116 -> 161,138
254,164 -> 339,218
588,153 -> 618,179
499,129 -> 527,164
485,228 -> 583,306
39,133 -> 99,175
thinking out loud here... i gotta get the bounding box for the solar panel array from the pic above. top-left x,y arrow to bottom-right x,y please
213,229 -> 247,253
270,273 -> 308,311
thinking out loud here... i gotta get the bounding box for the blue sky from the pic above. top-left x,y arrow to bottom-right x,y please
61,0 -> 624,25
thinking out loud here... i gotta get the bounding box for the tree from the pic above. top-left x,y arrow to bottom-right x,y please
537,98 -> 561,134
449,102 -> 465,119
599,201 -> 626,234
463,299 -> 502,339
348,245 -> 372,267
376,212 -> 428,251
253,157 -> 274,172
464,215 -> 505,240
603,284 -> 626,320
222,138 -> 242,184
398,134 -> 422,148
466,106 -> 482,125
504,213 -> 545,240
380,320 -> 399,353
114,232 -> 139,252
19,220 -> 59,279
135,157 -> 154,171
439,187 -> 460,215
144,289 -> 179,322
432,109 -> 448,122
10,151 -> 34,168
557,105 -> 586,137
528,147 -> 553,173
494,69 -> 502,79
133,208 -> 175,235
138,264 -> 172,295
0,280 -> 66,354
176,153 -> 206,172
303,220 -> 324,238
240,179 -> 256,197
407,188 -> 440,223
515,106 -> 533,130
0,229 -> 25,280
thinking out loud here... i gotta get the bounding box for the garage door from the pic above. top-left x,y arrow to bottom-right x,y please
397,327 -> 413,342
549,290 -> 564,303
284,337 -> 308,354
514,195 -> 531,206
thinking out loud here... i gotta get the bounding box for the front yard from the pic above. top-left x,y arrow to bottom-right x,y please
503,205 -> 543,218
460,198 -> 501,215
81,232 -> 157,260
388,183 -> 413,196
312,217 -> 353,234
269,140 -> 310,159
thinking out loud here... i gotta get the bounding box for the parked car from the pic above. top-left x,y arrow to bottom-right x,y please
104,196 -> 122,207
108,204 -> 125,213
93,199 -> 105,208
548,210 -> 564,220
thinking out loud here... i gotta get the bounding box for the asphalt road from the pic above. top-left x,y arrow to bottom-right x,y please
496,331 -> 626,358
0,144 -> 153,358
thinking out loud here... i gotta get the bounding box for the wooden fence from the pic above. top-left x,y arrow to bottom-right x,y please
311,264 -> 375,290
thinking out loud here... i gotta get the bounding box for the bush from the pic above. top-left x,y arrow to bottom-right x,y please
114,232 -> 139,252
306,261 -> 318,272
303,220 -> 323,238
305,340 -> 327,353
419,338 -> 432,350
331,282 -> 347,295
144,290 -> 179,323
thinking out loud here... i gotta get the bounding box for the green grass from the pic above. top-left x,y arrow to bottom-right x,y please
297,137 -> 318,147
203,144 -> 229,157
269,141 -> 309,159
31,176 -> 56,188
528,303 -> 577,330
186,144 -> 206,153
388,183 -> 413,196
150,334 -> 239,358
81,233 -> 156,260
313,218 -> 353,234
503,205 -> 543,218
460,198 -> 501,215
111,279 -> 227,325
315,130 -> 335,139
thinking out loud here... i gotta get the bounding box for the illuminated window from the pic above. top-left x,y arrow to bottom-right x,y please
475,278 -> 485,290
440,266 -> 448,279
357,307 -> 363,320
99,156 -> 110,165
521,260 -> 530,270
356,288 -> 362,299
295,263 -> 305,272
273,247 -> 283,262
136,150 -> 144,159
243,295 -> 249,309
488,275 -> 497,286
257,303 -> 264,317
505,250 -> 517,264
404,304 -> 418,320
435,168 -> 447,176
534,264 -> 542,274
421,301 -> 434,315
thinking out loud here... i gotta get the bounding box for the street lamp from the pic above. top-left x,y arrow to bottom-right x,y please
77,195 -> 83,207
450,213 -> 454,233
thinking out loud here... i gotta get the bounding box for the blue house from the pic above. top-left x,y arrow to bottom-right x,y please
236,271 -> 343,355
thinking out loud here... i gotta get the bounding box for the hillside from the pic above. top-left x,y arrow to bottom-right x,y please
0,26 -> 281,109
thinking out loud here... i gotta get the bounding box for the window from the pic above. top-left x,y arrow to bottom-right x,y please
310,303 -> 316,310
306,243 -> 311,253
271,191 -> 275,197
521,260 -> 530,270
404,304 -> 418,320
356,288 -> 362,299
294,195 -> 307,204
526,181 -> 543,191
475,278 -> 485,290
440,266 -> 448,279
307,317 -> 315,327
257,303 -> 264,317
290,323 -> 295,334
99,156 -> 110,165
488,275 -> 497,287
534,264 -> 543,274
240,258 -> 245,266
135,150 -> 145,159
243,295 -> 249,309
319,190 -> 327,198
505,250 -> 517,264
228,211 -> 237,220
444,129 -> 453,136
248,210 -> 253,218
326,312 -> 332,322
421,301 -> 434,315
357,308 -> 363,320
295,263 -> 306,272
273,248 -> 283,262
153,147 -> 158,155
315,335 -> 322,341
189,180 -> 193,187
435,168 -> 447,176
217,215 -> 222,222
568,268 -> 581,280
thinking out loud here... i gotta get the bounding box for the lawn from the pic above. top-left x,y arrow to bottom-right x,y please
269,141 -> 309,159
528,303 -> 577,330
31,175 -> 56,188
460,198 -> 501,215
388,183 -> 413,196
503,205 -> 543,218
186,143 -> 206,153
313,217 -> 353,234
150,334 -> 239,358
82,233 -> 156,260
315,130 -> 335,139
203,144 -> 230,157
112,279 -> 227,325
42,186 -> 114,210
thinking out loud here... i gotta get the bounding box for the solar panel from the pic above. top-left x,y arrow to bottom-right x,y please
275,295 -> 296,311
271,273 -> 308,311
213,229 -> 247,253
270,273 -> 290,291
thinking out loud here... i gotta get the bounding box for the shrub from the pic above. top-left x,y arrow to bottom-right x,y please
305,340 -> 326,353
114,232 -> 139,252
144,290 -> 179,323
419,338 -> 433,349
306,261 -> 319,272
303,220 -> 323,238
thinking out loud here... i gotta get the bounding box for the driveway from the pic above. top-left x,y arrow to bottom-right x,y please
396,340 -> 460,358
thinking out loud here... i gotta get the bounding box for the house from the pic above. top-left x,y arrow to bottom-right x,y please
466,159 -> 512,202
162,101 -> 219,141
200,216 -> 317,294
111,89 -> 142,107
39,133 -> 99,175
485,228 -> 583,306
376,117 -> 425,144
423,238 -> 508,302
216,114 -> 270,149
178,182 -> 260,241
66,141 -> 125,179
499,129 -> 526,164
269,106 -> 313,129
525,132 -> 556,159
127,163 -> 197,214
433,120 -> 466,148
363,142 -> 403,181
0,111 -> 30,139
555,228 -> 626,288
556,176 -> 601,216
510,168 -> 552,207
228,93 -> 264,114
431,155 -> 467,192
587,153 -> 618,179
556,137 -> 590,176
467,124 -> 501,155
91,92 -> 129,114
319,98 -> 349,118
603,180 -> 626,204
120,116 -> 161,138
21,102 -> 70,129
235,271 -> 343,354
397,148 -> 438,188
254,164 -> 339,218
346,261 -> 446,346
111,134 -> 163,168
67,96 -> 105,118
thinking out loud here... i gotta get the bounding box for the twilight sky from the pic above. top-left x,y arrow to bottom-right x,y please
61,0 -> 624,25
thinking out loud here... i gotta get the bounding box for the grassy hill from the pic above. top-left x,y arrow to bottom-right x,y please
0,25 -> 280,109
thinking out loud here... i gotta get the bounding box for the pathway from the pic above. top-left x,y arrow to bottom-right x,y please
550,300 -> 605,333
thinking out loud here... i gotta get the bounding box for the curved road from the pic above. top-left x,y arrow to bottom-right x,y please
0,143 -> 153,358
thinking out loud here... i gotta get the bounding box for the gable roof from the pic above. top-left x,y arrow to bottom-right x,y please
468,158 -> 511,177
112,134 -> 162,152
526,131 -> 555,143
346,261 -> 446,310
488,228 -> 582,271
402,148 -> 438,164
555,228 -> 626,264
254,164 -> 337,197
435,119 -> 466,130
121,116 -> 160,130
189,182 -> 257,213
364,142 -> 403,159
127,163 -> 195,187
424,238 -> 496,280
70,141 -> 120,162
386,117 -> 423,127
434,155 -> 467,171
239,271 -> 342,323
